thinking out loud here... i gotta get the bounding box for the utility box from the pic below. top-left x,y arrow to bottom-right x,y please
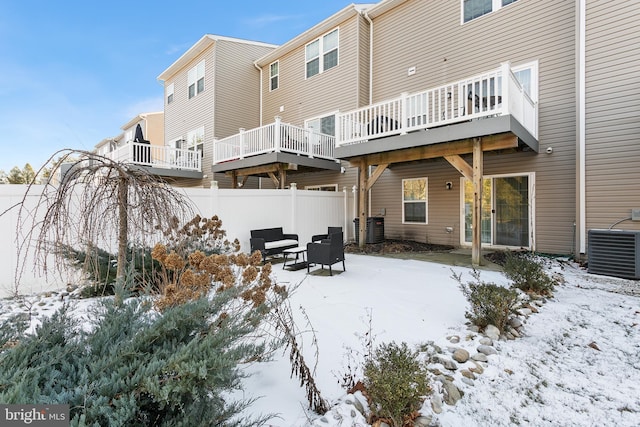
354,217 -> 385,244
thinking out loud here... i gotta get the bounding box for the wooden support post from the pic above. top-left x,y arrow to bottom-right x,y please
231,171 -> 238,189
358,159 -> 368,248
472,138 -> 483,266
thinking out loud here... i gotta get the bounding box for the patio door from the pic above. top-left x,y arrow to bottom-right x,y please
462,174 -> 532,248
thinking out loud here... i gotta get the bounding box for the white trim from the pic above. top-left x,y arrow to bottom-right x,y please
461,0 -> 519,25
402,177 -> 428,224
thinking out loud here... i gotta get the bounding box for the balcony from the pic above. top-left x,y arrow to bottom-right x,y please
106,142 -> 202,178
213,117 -> 336,165
336,62 -> 538,153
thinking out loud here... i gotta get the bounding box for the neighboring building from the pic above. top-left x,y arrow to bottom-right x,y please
159,0 -> 640,261
157,35 -> 277,188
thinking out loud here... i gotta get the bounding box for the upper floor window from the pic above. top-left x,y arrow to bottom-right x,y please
305,28 -> 339,79
402,178 -> 428,224
188,60 -> 205,99
270,61 -> 279,91
463,0 -> 517,23
166,83 -> 174,105
186,126 -> 205,156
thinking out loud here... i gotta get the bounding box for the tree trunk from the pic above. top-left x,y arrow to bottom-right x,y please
116,176 -> 128,280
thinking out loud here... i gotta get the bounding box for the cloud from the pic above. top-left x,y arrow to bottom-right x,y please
242,13 -> 303,28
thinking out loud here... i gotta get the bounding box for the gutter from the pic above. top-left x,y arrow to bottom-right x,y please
254,61 -> 263,126
363,10 -> 374,103
578,0 -> 586,254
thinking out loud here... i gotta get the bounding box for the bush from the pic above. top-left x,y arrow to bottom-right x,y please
363,341 -> 429,426
502,251 -> 556,296
0,287 -> 273,426
454,269 -> 520,332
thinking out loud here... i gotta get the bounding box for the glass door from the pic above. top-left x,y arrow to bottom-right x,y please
463,175 -> 530,248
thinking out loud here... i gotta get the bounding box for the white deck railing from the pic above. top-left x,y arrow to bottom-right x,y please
213,117 -> 336,164
106,142 -> 202,172
337,62 -> 537,146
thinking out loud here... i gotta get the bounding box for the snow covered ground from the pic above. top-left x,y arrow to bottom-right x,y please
1,253 -> 638,426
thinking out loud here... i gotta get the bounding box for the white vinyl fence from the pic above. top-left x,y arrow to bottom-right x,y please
0,184 -> 356,297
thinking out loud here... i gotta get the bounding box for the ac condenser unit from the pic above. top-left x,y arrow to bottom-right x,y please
587,229 -> 640,279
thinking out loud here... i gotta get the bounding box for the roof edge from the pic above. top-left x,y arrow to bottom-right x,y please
157,35 -> 278,82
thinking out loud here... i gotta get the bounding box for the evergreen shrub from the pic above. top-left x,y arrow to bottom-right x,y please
502,251 -> 556,296
363,341 -> 429,426
0,287 -> 273,426
454,269 -> 520,331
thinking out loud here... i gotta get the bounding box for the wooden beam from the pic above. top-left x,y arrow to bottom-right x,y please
348,133 -> 518,168
267,172 -> 279,188
278,164 -> 286,189
240,175 -> 249,187
366,163 -> 389,191
227,162 -> 298,177
231,171 -> 238,189
472,138 -> 483,266
444,155 -> 473,180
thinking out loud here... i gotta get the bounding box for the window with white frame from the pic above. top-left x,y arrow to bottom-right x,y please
270,61 -> 279,91
305,28 -> 339,79
166,83 -> 174,104
186,126 -> 205,156
462,0 -> 518,23
305,184 -> 338,191
188,60 -> 205,99
402,178 -> 428,224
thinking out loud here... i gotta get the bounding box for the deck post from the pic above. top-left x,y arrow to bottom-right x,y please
358,159 -> 368,248
274,116 -> 282,152
472,138 -> 483,266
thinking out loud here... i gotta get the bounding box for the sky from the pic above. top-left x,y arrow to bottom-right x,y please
0,0 -> 367,174
2,253 -> 639,426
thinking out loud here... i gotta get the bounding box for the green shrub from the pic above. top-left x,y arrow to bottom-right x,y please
503,251 -> 556,296
0,287 -> 273,426
363,341 -> 429,426
454,269 -> 520,331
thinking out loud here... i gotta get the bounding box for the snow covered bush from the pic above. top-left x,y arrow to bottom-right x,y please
0,287 -> 273,426
502,251 -> 556,296
363,341 -> 430,426
454,269 -> 520,331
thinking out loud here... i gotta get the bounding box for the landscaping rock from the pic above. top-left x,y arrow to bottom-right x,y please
461,369 -> 476,380
431,393 -> 443,414
479,337 -> 493,346
472,353 -> 488,362
509,317 -> 523,328
485,324 -> 500,340
477,344 -> 498,356
469,361 -> 485,374
448,335 -> 460,344
461,377 -> 475,387
414,415 -> 433,427
452,348 -> 470,363
435,355 -> 458,371
442,380 -> 462,405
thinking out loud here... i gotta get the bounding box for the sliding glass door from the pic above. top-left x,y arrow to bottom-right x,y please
463,174 -> 531,248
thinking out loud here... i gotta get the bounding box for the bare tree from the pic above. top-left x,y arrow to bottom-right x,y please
8,149 -> 195,292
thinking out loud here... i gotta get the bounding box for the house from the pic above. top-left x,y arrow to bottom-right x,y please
160,0 -> 640,263
156,35 -> 277,188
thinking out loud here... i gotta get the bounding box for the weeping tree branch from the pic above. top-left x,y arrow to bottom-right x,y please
8,149 -> 195,293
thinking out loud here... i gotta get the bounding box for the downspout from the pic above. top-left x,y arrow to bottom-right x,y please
254,60 -> 264,188
363,11 -> 374,103
577,0 -> 586,255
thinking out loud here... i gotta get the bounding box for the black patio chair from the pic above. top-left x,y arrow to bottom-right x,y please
307,232 -> 345,276
311,226 -> 343,243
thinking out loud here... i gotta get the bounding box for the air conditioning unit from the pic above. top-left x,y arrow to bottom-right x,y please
588,229 -> 640,279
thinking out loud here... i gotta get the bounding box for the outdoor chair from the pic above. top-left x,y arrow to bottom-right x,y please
311,227 -> 343,243
307,232 -> 345,276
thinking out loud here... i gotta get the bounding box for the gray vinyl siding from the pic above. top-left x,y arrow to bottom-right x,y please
364,0 -> 577,255
584,1 -> 640,233
261,14 -> 366,126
